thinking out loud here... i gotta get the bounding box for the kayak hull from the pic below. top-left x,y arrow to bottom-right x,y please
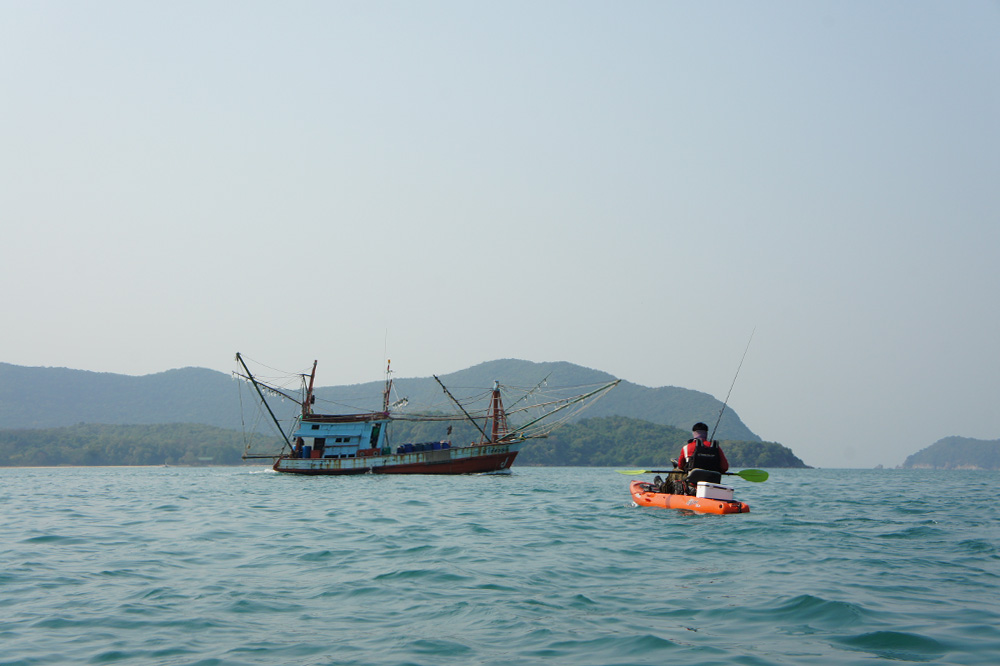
630,480 -> 750,514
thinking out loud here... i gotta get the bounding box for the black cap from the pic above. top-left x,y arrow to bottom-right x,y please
692,422 -> 709,431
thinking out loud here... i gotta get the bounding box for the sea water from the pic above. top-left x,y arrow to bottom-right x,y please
1,466 -> 998,665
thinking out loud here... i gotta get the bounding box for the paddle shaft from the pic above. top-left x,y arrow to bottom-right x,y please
618,468 -> 768,482
633,470 -> 741,475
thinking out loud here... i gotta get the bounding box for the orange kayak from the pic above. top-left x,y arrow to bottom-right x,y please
630,479 -> 750,514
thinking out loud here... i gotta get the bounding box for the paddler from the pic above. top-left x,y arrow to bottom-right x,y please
673,422 -> 729,494
678,422 -> 729,473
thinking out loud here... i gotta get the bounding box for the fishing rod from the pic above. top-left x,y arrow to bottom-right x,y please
709,328 -> 755,442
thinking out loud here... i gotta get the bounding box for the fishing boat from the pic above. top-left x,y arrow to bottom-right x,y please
234,353 -> 619,475
629,477 -> 751,514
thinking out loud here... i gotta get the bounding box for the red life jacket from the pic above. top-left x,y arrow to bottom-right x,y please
684,438 -> 723,473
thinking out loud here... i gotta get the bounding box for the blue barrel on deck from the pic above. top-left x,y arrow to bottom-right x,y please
432,442 -> 441,450
442,442 -> 450,449
302,446 -> 312,459
404,443 -> 414,453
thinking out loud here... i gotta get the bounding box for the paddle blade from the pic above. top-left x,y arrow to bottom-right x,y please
736,468 -> 769,482
616,469 -> 651,475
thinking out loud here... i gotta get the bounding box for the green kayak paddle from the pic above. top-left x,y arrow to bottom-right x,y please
616,468 -> 769,482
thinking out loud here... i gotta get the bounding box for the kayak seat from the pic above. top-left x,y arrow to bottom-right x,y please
686,468 -> 722,485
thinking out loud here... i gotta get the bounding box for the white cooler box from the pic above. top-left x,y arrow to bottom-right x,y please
696,482 -> 734,501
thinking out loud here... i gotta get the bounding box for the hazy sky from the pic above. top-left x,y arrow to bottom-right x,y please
3,2 -> 998,468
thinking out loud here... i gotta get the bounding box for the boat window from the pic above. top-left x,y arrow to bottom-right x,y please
311,425 -> 319,430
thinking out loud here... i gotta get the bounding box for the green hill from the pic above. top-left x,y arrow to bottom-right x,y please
0,363 -> 238,429
901,436 -> 1000,470
0,359 -> 758,441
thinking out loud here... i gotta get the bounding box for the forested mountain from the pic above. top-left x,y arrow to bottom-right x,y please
0,418 -> 807,468
901,436 -> 1000,470
0,359 -> 758,441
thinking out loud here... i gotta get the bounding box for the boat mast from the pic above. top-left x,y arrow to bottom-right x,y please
235,352 -> 290,444
488,380 -> 509,443
303,360 -> 317,417
382,359 -> 392,413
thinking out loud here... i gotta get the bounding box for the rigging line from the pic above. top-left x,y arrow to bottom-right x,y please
237,353 -> 305,379
710,328 -> 756,443
237,376 -> 251,453
518,397 -> 599,435
503,373 -> 551,411
514,380 -> 620,433
236,373 -> 272,455
389,414 -> 476,422
442,387 -> 494,401
233,373 -> 302,404
502,391 -> 610,417
239,384 -> 273,456
433,375 -> 489,441
235,353 -> 291,445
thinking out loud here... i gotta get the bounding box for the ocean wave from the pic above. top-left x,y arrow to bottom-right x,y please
834,630 -> 951,662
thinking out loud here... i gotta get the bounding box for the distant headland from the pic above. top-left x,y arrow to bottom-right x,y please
900,436 -> 1000,470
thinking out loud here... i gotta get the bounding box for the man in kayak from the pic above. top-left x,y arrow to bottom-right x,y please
677,422 -> 729,474
664,422 -> 729,494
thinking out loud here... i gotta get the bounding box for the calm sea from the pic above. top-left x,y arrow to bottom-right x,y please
2,466 -> 997,665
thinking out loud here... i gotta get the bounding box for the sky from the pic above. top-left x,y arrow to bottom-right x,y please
2,1 -> 998,469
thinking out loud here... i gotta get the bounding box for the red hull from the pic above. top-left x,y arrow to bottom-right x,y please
272,445 -> 520,476
371,451 -> 517,475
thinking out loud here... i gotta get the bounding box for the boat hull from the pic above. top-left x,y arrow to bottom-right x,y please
629,480 -> 749,514
273,441 -> 522,475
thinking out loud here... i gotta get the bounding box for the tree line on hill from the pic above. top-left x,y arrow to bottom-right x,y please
0,416 -> 807,468
522,416 -> 806,467
0,424 -> 252,467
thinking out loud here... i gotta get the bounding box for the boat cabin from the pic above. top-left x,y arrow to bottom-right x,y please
291,413 -> 388,459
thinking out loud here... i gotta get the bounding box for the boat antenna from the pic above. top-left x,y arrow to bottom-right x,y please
710,328 -> 755,443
